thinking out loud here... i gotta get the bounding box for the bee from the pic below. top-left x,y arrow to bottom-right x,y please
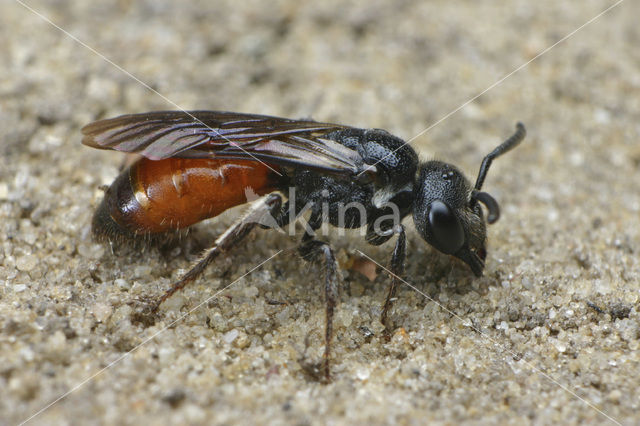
83,111 -> 525,380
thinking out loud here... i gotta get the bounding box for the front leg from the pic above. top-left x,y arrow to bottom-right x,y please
380,224 -> 406,332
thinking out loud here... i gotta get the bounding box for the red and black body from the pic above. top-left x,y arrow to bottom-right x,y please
84,111 -> 523,274
83,111 -> 525,380
92,157 -> 281,236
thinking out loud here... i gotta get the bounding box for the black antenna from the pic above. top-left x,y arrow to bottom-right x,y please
474,122 -> 526,191
473,191 -> 500,224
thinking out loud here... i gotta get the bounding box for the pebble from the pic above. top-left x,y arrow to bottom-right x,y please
115,278 -> 130,290
92,302 -> 113,323
78,243 -> 105,260
223,329 -> 239,345
0,182 -> 8,200
16,255 -> 37,272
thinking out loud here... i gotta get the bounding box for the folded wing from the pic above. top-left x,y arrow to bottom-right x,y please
82,110 -> 368,176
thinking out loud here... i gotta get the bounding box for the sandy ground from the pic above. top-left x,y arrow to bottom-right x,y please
1,0 -> 639,424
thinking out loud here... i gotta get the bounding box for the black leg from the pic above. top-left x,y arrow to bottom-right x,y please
320,243 -> 339,381
297,210 -> 322,260
380,225 -> 406,332
297,240 -> 339,382
151,193 -> 283,311
296,212 -> 340,381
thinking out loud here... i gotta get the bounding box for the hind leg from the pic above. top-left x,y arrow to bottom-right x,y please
151,192 -> 283,311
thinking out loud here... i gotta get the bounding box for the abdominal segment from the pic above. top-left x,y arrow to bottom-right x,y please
93,157 -> 281,239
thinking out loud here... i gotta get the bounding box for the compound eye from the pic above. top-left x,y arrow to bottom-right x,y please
428,200 -> 465,254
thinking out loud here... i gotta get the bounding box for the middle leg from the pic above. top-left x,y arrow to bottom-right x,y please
298,214 -> 340,381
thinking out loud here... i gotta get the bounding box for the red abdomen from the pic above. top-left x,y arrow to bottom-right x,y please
93,157 -> 281,239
